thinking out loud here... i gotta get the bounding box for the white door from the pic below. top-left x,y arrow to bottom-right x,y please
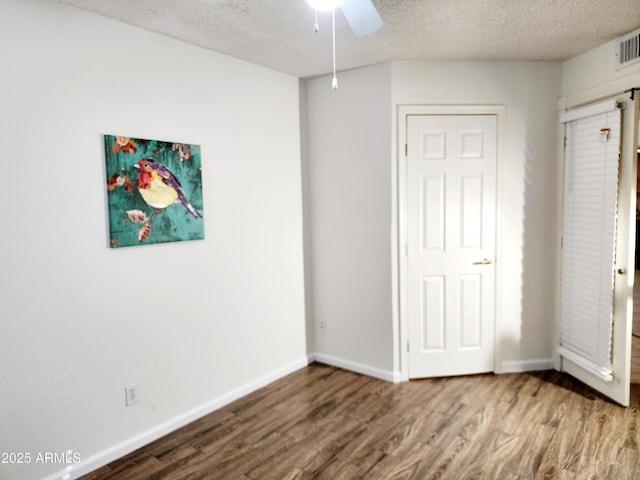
558,93 -> 638,406
407,114 -> 497,378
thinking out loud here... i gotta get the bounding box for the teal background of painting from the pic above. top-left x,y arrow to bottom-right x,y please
104,135 -> 204,248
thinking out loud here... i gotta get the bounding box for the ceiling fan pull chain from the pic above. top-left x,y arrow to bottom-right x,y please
332,8 -> 338,90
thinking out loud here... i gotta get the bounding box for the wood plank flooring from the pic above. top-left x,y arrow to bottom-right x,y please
81,363 -> 640,480
632,270 -> 640,384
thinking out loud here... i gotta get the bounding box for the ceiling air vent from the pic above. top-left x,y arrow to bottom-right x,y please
616,28 -> 640,70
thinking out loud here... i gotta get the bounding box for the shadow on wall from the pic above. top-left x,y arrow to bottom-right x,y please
518,101 -> 557,363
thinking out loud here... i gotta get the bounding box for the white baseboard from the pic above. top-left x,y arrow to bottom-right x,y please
499,358 -> 554,373
44,356 -> 310,480
310,352 -> 402,383
309,353 -> 551,380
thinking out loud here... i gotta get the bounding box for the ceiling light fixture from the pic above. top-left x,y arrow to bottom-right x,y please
308,0 -> 343,90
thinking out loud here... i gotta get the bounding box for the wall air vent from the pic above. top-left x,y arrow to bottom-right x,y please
616,28 -> 640,70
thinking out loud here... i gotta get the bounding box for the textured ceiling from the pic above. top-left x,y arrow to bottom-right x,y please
54,0 -> 640,78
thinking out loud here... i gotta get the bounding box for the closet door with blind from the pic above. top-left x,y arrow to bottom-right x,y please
559,94 -> 638,406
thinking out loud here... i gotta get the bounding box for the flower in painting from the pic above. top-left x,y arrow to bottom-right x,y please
112,136 -> 137,154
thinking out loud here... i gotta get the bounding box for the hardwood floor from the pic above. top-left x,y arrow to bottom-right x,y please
80,363 -> 640,480
632,270 -> 640,384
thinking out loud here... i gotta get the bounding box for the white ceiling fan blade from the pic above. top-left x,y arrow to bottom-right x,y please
339,0 -> 383,37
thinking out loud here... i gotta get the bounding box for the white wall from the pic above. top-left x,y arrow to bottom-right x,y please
305,64 -> 395,379
305,61 -> 561,378
0,1 -> 306,479
562,36 -> 640,98
300,79 -> 315,355
392,62 -> 562,371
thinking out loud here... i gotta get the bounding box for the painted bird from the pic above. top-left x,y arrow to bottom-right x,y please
133,157 -> 203,219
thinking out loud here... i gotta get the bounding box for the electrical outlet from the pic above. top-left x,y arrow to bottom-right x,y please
125,384 -> 139,407
320,320 -> 326,331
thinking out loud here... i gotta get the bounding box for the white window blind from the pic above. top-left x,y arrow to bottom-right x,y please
559,100 -> 621,381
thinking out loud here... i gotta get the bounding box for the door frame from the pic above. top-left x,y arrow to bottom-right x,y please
397,105 -> 506,381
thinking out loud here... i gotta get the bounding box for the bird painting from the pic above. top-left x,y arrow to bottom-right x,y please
104,135 -> 204,248
133,157 -> 203,219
